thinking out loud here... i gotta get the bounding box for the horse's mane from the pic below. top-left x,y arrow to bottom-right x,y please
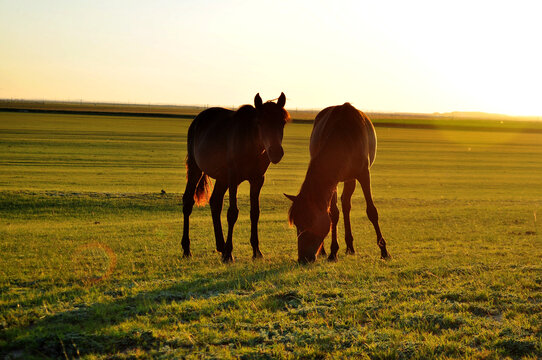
281,107 -> 292,123
262,101 -> 292,123
234,103 -> 291,124
234,105 -> 257,120
288,162 -> 334,226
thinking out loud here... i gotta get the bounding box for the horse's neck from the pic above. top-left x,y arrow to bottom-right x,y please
299,160 -> 337,210
232,116 -> 263,152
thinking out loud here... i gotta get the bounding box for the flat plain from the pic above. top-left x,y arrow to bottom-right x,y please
0,110 -> 541,359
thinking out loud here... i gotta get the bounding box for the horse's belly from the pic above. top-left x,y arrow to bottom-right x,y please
194,145 -> 267,183
192,137 -> 228,179
194,151 -> 227,180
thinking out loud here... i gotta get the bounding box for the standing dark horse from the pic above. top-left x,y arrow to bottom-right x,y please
285,103 -> 390,263
182,93 -> 290,262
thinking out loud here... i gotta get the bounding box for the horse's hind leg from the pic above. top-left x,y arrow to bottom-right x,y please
341,179 -> 356,254
222,183 -> 239,263
358,168 -> 391,259
328,188 -> 339,261
249,175 -> 264,259
210,180 -> 227,254
182,165 -> 202,257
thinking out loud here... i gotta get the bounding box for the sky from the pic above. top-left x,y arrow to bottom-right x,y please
1,0 -> 541,115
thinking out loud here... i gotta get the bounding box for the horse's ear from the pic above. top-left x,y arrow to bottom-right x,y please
277,92 -> 286,108
283,193 -> 296,202
254,93 -> 263,109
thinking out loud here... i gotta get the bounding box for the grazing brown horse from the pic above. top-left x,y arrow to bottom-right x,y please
285,103 -> 390,263
182,93 -> 290,262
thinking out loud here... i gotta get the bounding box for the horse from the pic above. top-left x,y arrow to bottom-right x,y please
182,93 -> 290,262
284,103 -> 391,263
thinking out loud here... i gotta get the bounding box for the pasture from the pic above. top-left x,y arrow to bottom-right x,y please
0,111 -> 541,359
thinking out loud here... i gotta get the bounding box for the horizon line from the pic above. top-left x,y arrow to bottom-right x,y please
1,97 -> 541,119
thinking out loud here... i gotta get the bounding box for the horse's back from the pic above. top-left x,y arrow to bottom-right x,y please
310,103 -> 377,176
190,107 -> 233,136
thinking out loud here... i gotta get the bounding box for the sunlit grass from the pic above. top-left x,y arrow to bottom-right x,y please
0,111 -> 541,359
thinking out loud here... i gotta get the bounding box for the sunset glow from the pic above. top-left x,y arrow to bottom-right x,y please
1,0 -> 541,115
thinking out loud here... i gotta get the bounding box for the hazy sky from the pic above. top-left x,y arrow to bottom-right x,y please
1,0 -> 541,115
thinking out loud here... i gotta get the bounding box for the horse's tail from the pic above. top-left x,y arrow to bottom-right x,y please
185,122 -> 212,207
185,153 -> 212,207
195,172 -> 211,206
361,110 -> 377,167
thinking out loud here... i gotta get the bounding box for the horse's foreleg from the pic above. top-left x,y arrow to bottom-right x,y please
359,169 -> 390,259
328,188 -> 339,261
341,179 -> 356,254
249,176 -> 264,259
210,181 -> 227,254
223,183 -> 239,262
182,166 -> 202,257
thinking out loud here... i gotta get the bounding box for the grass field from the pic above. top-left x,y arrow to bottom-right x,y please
1,111 -> 541,359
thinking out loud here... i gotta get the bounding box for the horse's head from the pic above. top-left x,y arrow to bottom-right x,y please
254,92 -> 290,164
285,193 -> 331,263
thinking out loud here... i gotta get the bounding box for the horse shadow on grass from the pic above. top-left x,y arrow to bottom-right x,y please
2,260 -> 294,359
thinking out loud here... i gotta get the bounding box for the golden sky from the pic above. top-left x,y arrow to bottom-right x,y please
1,0 -> 541,115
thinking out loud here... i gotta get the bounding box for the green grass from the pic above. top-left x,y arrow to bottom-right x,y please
1,111 -> 541,359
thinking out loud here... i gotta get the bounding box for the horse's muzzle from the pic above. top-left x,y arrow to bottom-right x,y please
297,231 -> 322,264
268,146 -> 284,164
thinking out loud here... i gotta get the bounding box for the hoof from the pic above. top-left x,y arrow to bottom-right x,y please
221,253 -> 234,263
327,254 -> 338,262
345,248 -> 355,255
298,255 -> 316,264
380,250 -> 391,260
216,243 -> 225,253
377,237 -> 390,260
183,250 -> 192,258
252,250 -> 263,259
